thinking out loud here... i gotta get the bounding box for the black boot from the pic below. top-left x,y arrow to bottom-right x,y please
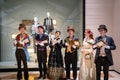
38,74 -> 43,79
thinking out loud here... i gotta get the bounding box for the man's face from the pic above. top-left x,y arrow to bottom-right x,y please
38,28 -> 43,34
68,30 -> 74,36
99,29 -> 106,36
20,28 -> 25,34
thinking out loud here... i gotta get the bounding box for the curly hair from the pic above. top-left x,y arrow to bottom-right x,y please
18,24 -> 26,30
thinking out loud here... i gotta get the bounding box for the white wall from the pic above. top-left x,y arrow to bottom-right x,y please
86,0 -> 120,72
113,0 -> 120,73
86,0 -> 114,38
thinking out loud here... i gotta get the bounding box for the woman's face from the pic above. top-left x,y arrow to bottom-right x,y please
84,31 -> 89,37
20,28 -> 25,34
55,32 -> 60,38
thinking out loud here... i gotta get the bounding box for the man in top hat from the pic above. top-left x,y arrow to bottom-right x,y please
93,24 -> 116,80
64,26 -> 80,80
35,26 -> 49,79
14,24 -> 30,80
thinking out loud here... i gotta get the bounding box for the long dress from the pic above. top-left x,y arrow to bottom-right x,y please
79,38 -> 96,80
47,38 -> 64,79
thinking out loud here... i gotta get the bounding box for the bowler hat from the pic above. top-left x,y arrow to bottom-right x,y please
38,25 -> 44,30
98,25 -> 108,32
67,26 -> 75,32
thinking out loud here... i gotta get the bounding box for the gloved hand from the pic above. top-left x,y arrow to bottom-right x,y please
14,40 -> 17,45
52,40 -> 57,45
23,39 -> 29,43
39,42 -> 44,46
72,45 -> 76,49
19,41 -> 24,46
65,43 -> 69,46
35,43 -> 38,45
103,45 -> 110,49
74,41 -> 79,46
93,44 -> 98,48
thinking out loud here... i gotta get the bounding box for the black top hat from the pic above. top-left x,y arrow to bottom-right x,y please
98,25 -> 108,32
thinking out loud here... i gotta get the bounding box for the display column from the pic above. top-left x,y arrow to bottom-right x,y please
0,8 -> 1,61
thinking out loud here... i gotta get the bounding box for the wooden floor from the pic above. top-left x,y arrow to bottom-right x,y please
0,71 -> 120,80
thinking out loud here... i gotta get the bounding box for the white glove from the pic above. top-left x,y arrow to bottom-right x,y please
52,40 -> 57,45
103,45 -> 110,49
105,45 -> 110,49
93,44 -> 97,48
23,39 -> 29,43
35,43 -> 38,45
52,40 -> 57,44
19,41 -> 24,45
74,41 -> 79,46
14,40 -> 17,45
72,45 -> 76,49
65,43 -> 69,46
39,42 -> 44,46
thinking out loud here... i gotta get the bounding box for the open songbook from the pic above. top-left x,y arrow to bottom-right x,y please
15,38 -> 29,47
94,40 -> 106,48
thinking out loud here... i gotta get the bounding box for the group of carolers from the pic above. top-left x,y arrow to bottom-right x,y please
14,24 -> 116,80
